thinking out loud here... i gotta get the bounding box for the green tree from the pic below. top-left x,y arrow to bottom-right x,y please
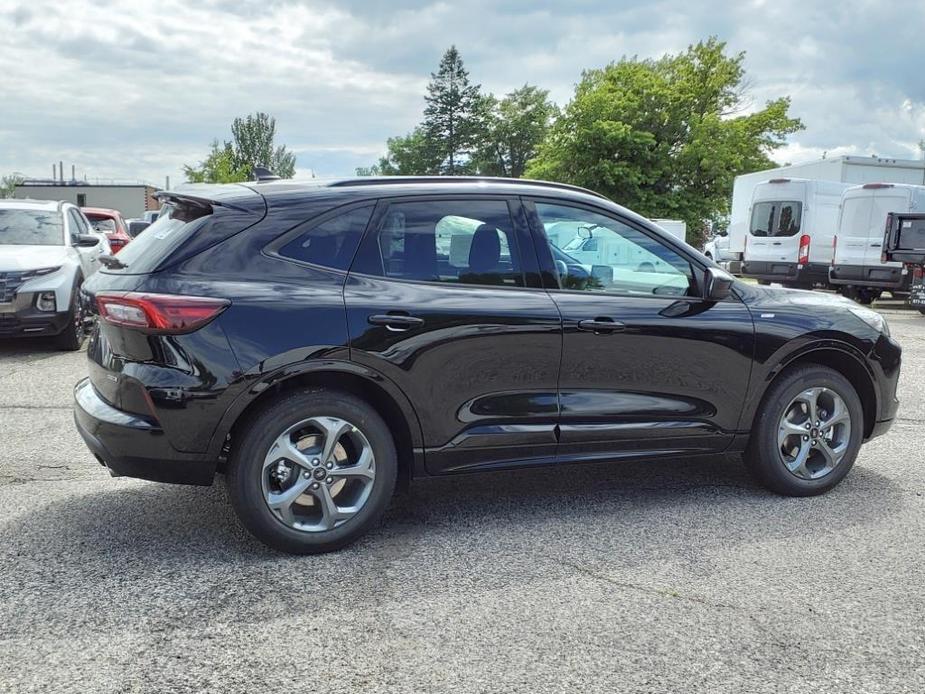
184,112 -> 296,183
526,38 -> 803,244
473,85 -> 558,178
423,46 -> 485,174
374,128 -> 443,175
0,173 -> 24,198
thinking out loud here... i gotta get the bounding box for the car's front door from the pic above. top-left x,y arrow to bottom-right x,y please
526,199 -> 755,463
344,196 -> 562,475
66,208 -> 102,276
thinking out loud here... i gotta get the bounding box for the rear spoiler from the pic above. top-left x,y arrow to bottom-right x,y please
883,213 -> 925,264
153,184 -> 263,215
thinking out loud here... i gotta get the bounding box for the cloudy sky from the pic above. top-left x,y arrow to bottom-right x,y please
2,0 -> 924,187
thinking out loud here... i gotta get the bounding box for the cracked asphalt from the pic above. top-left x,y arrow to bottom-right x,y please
1,303 -> 923,693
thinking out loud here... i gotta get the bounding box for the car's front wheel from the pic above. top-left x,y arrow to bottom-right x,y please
745,366 -> 864,496
228,388 -> 398,554
54,283 -> 87,351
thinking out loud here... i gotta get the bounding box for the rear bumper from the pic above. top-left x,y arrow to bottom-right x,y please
741,261 -> 829,286
73,378 -> 216,485
829,264 -> 909,290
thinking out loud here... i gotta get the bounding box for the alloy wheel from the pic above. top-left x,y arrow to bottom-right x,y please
261,416 -> 376,532
777,387 -> 852,480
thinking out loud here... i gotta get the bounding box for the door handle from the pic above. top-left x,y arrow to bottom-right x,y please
577,318 -> 625,334
368,313 -> 424,331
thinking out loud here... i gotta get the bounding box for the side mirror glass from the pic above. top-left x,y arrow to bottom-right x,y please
76,234 -> 101,248
704,267 -> 734,301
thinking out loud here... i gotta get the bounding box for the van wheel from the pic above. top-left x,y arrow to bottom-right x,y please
856,289 -> 880,305
744,366 -> 863,496
227,388 -> 398,554
54,284 -> 87,351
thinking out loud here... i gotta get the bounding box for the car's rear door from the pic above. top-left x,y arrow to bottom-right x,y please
344,195 -> 562,475
525,198 -> 755,462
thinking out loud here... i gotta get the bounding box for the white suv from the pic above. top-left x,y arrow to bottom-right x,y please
0,199 -> 109,349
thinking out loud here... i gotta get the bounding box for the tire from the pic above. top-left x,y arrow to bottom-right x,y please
54,283 -> 87,351
227,388 -> 398,554
744,366 -> 864,497
918,308 -> 925,316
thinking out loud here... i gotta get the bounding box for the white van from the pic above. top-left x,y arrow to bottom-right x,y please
829,183 -> 922,302
742,178 -> 850,287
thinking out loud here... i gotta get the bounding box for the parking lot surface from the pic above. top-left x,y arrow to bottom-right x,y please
1,303 -> 923,693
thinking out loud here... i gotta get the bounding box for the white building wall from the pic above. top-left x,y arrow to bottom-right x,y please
14,185 -> 154,218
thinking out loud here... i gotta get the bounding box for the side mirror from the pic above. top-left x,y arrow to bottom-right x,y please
127,220 -> 151,237
704,267 -> 734,301
76,234 -> 101,248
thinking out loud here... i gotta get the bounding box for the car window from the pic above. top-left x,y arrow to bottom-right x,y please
750,201 -> 802,237
87,216 -> 116,233
67,209 -> 86,243
534,203 -> 696,297
352,199 -> 524,287
277,204 -> 374,271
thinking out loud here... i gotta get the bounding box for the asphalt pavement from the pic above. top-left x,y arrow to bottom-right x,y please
1,303 -> 923,693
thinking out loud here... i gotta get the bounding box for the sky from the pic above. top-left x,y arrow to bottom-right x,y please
2,0 -> 924,187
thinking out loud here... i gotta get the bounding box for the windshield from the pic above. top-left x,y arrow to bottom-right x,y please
0,209 -> 63,246
86,216 -> 116,233
750,201 -> 803,237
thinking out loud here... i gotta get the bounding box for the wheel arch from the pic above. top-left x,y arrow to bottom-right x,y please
751,344 -> 878,439
213,361 -> 425,488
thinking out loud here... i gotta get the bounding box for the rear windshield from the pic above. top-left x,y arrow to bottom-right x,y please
750,201 -> 803,237
105,202 -> 211,274
87,216 -> 116,233
0,209 -> 63,246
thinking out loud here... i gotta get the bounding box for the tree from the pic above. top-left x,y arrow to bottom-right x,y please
374,128 -> 443,176
184,112 -> 296,183
473,85 -> 558,178
0,173 -> 24,198
526,38 -> 803,244
423,46 -> 485,174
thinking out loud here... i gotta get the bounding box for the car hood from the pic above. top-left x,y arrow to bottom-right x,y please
0,245 -> 71,271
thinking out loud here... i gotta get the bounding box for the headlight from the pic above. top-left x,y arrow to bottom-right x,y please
27,266 -> 61,278
849,307 -> 890,337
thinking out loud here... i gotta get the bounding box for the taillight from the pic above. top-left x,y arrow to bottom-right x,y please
914,265 -> 924,281
798,234 -> 810,265
109,239 -> 127,253
831,235 -> 837,266
96,292 -> 230,333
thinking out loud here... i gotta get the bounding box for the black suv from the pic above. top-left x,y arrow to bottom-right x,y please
74,177 -> 901,553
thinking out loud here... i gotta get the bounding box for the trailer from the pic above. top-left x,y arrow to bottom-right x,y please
729,156 -> 925,270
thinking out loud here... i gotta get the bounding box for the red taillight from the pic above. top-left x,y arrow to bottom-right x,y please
831,236 -> 838,266
109,239 -> 127,253
798,234 -> 811,265
96,292 -> 230,333
914,265 -> 924,281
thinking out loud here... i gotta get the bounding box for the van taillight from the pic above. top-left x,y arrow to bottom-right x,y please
96,292 -> 230,334
831,236 -> 837,266
914,265 -> 924,280
798,235 -> 811,265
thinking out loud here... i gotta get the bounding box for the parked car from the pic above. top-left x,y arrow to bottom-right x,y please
703,230 -> 733,263
142,210 -> 160,224
74,177 -> 901,554
82,206 -> 132,253
742,178 -> 851,288
0,199 -> 106,349
830,183 -> 923,304
125,219 -> 151,237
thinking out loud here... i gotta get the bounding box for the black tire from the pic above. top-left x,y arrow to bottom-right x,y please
54,283 -> 86,351
227,388 -> 398,554
918,307 -> 925,316
744,366 -> 864,496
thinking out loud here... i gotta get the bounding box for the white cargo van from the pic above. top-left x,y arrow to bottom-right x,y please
650,219 -> 687,243
829,183 -> 922,302
741,178 -> 850,287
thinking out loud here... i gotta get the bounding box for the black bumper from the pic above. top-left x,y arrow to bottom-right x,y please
73,378 -> 216,486
0,309 -> 70,338
741,261 -> 829,287
829,264 -> 909,290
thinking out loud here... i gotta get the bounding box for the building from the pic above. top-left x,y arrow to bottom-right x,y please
15,180 -> 159,218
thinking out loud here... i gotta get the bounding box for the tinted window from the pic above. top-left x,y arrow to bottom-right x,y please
353,200 -> 524,286
104,201 -> 212,274
0,209 -> 63,246
535,203 -> 696,297
278,204 -> 374,271
750,201 -> 802,237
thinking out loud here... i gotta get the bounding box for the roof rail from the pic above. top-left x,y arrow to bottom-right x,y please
326,176 -> 610,200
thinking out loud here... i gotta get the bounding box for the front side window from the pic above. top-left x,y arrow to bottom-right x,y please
353,199 -> 523,287
750,201 -> 803,237
535,203 -> 696,297
0,209 -> 63,246
277,204 -> 374,271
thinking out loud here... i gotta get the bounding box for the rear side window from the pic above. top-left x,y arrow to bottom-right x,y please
277,204 -> 374,271
87,216 -> 116,233
750,201 -> 802,237
351,199 -> 524,287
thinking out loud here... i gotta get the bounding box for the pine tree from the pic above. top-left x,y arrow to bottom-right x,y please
423,46 -> 484,175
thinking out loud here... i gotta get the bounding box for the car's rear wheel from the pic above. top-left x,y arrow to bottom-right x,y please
745,366 -> 863,496
228,388 -> 397,554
